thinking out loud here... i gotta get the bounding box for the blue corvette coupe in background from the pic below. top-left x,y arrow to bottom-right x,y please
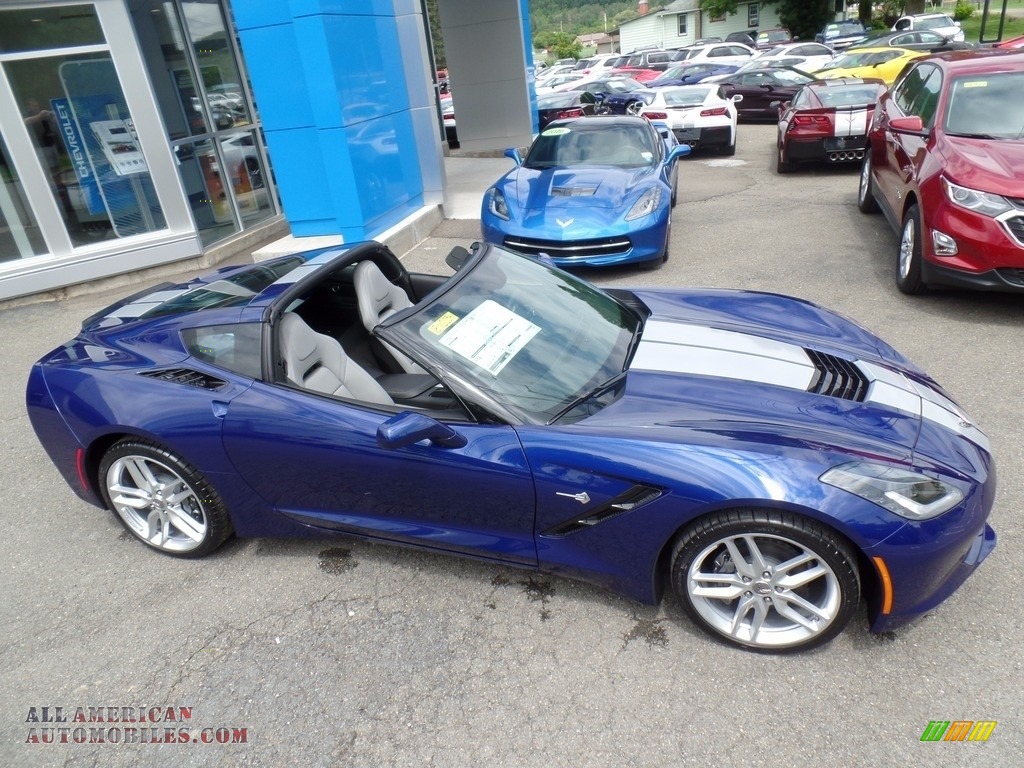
27,240 -> 996,651
481,115 -> 689,270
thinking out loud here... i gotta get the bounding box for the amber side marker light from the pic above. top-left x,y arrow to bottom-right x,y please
872,556 -> 893,614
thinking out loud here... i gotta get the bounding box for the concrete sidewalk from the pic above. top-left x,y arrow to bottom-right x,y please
251,152 -> 510,267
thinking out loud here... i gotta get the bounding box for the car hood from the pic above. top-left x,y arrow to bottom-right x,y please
504,166 -> 656,210
940,135 -> 1024,195
583,288 -> 988,471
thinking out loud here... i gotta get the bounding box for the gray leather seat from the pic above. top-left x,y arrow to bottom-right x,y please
353,261 -> 424,374
279,313 -> 392,405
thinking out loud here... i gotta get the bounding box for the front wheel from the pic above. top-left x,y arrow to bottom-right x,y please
98,438 -> 234,557
670,510 -> 860,652
897,203 -> 928,294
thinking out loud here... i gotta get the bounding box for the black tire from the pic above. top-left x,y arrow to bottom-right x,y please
775,141 -> 794,174
722,132 -> 737,156
98,438 -> 234,558
640,218 -> 671,270
626,101 -> 643,116
670,509 -> 860,652
897,203 -> 928,295
857,151 -> 880,214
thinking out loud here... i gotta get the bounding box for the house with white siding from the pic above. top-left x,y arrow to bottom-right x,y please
618,0 -> 784,52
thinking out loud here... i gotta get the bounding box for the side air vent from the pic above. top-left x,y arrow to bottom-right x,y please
805,350 -> 868,402
542,485 -> 663,538
139,368 -> 228,390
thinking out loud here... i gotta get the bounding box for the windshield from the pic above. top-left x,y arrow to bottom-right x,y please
522,121 -> 659,169
380,247 -> 640,424
662,87 -> 713,107
945,71 -> 1024,139
820,49 -> 901,70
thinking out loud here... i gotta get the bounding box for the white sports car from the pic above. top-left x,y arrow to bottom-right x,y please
637,84 -> 740,155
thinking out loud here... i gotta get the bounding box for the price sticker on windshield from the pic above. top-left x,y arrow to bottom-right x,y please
438,300 -> 539,375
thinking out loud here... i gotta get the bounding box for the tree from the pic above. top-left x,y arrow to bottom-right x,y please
549,31 -> 582,61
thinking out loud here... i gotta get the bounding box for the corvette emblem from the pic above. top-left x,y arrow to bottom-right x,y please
556,491 -> 590,504
556,217 -> 574,229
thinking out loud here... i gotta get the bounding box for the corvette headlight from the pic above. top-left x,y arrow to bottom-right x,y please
942,177 -> 1012,218
820,461 -> 964,520
487,187 -> 510,221
625,187 -> 661,221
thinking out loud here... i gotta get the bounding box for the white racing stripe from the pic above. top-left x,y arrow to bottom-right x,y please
633,322 -> 989,449
833,108 -> 868,137
632,320 -> 816,389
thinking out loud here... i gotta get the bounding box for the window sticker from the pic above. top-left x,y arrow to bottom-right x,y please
438,300 -> 540,376
962,81 -> 988,89
542,126 -> 571,136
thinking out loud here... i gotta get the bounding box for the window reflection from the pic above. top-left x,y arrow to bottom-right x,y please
131,0 -> 275,245
0,132 -> 47,262
8,54 -> 166,247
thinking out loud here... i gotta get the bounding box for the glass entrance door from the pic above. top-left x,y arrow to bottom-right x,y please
0,5 -> 169,261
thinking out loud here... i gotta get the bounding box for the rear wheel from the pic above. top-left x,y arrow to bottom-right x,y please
626,101 -> 644,116
857,151 -> 880,213
670,509 -> 860,652
897,203 -> 928,295
98,438 -> 233,557
775,141 -> 794,174
722,129 -> 737,156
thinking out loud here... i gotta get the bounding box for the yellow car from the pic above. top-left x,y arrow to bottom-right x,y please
816,46 -> 927,85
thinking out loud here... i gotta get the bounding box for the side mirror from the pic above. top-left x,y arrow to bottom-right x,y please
889,115 -> 926,135
377,411 -> 467,450
503,147 -> 523,165
669,144 -> 691,161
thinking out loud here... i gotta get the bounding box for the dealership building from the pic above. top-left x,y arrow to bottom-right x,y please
0,0 -> 536,301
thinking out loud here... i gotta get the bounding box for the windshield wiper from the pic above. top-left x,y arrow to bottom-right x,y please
946,131 -> 1001,140
547,371 -> 627,425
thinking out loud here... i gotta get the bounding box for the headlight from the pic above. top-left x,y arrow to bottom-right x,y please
625,187 -> 661,221
942,177 -> 1012,218
820,461 -> 964,520
487,187 -> 510,221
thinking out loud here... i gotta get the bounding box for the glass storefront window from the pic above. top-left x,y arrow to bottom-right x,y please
7,53 -> 166,247
0,132 -> 47,262
0,4 -> 104,54
130,0 -> 276,246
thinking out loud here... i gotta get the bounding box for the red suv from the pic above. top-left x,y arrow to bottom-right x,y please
858,49 -> 1024,293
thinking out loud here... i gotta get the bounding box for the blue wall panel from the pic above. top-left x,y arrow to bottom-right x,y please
235,2 -> 425,241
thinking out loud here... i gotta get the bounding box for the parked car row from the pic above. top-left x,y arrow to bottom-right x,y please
767,44 -> 1024,296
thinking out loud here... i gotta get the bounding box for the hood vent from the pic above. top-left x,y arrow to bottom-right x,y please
551,186 -> 597,197
805,350 -> 868,402
139,368 -> 227,390
542,485 -> 663,537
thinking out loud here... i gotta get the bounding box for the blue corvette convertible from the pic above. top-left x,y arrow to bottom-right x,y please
27,241 -> 996,651
481,115 -> 689,270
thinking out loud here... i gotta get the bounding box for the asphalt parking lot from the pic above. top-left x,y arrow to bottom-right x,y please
2,122 -> 1021,767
